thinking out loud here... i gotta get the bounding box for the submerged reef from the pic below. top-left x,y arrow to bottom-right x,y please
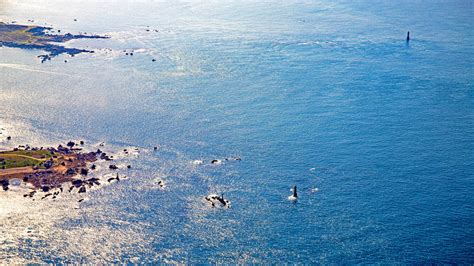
0,22 -> 109,62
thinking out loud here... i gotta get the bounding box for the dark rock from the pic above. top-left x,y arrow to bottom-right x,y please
91,164 -> 96,170
127,165 -> 131,169
42,186 -> 50,192
66,168 -> 76,175
41,193 -> 52,199
87,177 -> 100,186
108,174 -> 120,183
44,160 -> 53,169
80,168 -> 88,176
72,179 -> 83,188
109,165 -> 118,170
66,141 -> 75,148
78,186 -> 86,193
107,177 -> 120,183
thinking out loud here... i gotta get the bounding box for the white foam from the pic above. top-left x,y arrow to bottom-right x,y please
288,195 -> 297,201
192,160 -> 203,165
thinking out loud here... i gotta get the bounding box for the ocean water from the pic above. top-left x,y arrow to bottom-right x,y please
0,0 -> 473,263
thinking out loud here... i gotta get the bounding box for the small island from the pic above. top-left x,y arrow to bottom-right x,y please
0,22 -> 109,62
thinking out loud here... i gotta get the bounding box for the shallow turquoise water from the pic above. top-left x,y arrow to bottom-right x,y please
0,0 -> 473,263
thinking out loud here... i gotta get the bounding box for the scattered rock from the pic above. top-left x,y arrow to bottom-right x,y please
41,193 -> 52,199
205,194 -> 230,208
87,177 -> 100,186
44,160 -> 53,169
157,180 -> 165,188
72,179 -> 83,188
66,141 -> 75,148
108,174 -> 120,183
66,168 -> 76,175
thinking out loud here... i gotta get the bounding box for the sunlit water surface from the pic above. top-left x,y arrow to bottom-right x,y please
0,0 -> 473,263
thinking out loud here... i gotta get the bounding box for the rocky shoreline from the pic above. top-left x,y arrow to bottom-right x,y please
0,135 -> 241,207
0,22 -> 109,62
0,141 -> 122,200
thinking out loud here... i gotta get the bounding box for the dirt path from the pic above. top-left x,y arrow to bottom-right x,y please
0,166 -> 37,178
0,154 -> 46,162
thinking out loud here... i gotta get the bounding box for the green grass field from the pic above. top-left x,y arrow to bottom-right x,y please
0,150 -> 53,169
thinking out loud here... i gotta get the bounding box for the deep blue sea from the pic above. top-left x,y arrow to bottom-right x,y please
0,0 -> 473,263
